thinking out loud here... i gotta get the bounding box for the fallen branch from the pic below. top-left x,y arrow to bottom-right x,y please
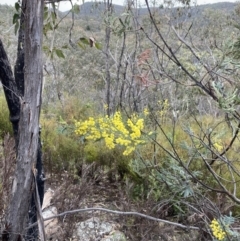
28,207 -> 200,230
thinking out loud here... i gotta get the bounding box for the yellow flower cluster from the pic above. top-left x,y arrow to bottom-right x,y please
143,108 -> 149,116
75,111 -> 145,155
210,219 -> 226,241
158,99 -> 169,119
213,142 -> 224,152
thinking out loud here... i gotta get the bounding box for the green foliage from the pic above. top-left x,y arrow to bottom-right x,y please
41,97 -> 97,172
41,117 -> 83,172
0,95 -> 13,138
13,2 -> 20,34
128,157 -> 199,201
44,31 -> 69,58
43,4 -> 58,36
85,25 -> 91,31
72,4 -> 80,14
77,37 -> 102,50
43,96 -> 94,122
43,45 -> 66,59
83,143 -> 98,163
54,48 -> 65,58
104,12 -> 133,37
83,141 -> 142,182
14,2 -> 20,12
95,42 -> 102,50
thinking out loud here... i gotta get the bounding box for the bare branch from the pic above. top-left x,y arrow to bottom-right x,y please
28,207 -> 200,230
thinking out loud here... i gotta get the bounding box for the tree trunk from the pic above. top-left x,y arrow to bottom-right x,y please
0,39 -> 20,140
104,0 -> 112,116
6,1 -> 44,240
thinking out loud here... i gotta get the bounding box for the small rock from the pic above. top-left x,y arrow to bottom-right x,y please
101,230 -> 127,241
73,217 -> 127,241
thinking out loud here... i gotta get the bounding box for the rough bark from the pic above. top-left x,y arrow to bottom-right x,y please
6,1 -> 44,240
14,0 -> 26,98
1,0 -> 46,238
14,1 -> 45,239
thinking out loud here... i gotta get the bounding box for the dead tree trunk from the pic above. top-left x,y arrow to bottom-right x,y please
14,1 -> 45,239
0,1 -> 45,240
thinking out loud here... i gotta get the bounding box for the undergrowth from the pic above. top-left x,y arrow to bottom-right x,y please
1,93 -> 240,240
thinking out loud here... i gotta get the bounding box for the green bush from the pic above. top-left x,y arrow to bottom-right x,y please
0,95 -> 13,138
83,142 -> 142,182
41,117 -> 83,173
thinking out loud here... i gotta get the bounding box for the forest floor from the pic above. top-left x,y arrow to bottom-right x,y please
47,166 -> 201,241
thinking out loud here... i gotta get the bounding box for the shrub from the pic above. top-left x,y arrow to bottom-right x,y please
75,111 -> 146,156
41,117 -> 83,173
0,95 -> 13,138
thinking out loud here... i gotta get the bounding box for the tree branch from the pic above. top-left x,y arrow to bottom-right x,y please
0,39 -> 20,139
28,207 -> 200,231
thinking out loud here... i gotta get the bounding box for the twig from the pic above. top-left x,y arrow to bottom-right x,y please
32,166 -> 46,241
68,0 -> 76,49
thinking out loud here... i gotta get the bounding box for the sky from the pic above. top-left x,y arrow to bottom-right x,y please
0,0 -> 237,11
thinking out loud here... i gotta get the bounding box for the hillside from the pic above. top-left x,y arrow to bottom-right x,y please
67,1 -> 237,17
0,1 -> 237,22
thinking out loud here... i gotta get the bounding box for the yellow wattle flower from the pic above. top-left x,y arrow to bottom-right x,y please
75,111 -> 147,155
210,219 -> 226,241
